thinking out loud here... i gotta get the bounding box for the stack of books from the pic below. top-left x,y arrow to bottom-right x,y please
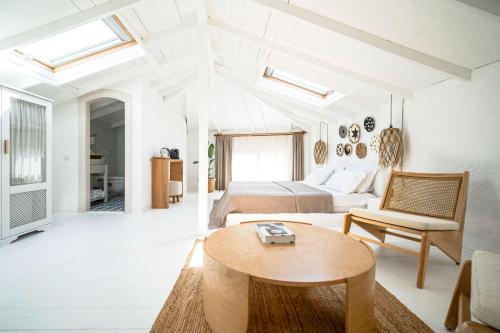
255,222 -> 295,244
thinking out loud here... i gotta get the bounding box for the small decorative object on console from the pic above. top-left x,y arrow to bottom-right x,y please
256,223 -> 295,244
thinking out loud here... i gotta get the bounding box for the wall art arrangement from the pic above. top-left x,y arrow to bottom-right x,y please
314,122 -> 328,164
337,116 -> 376,160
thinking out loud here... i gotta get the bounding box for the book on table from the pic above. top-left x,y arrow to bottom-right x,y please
256,222 -> 295,244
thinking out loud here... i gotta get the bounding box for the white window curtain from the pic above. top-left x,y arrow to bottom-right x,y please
232,135 -> 293,181
10,98 -> 47,186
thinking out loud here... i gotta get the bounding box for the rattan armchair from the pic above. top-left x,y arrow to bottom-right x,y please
344,171 -> 469,288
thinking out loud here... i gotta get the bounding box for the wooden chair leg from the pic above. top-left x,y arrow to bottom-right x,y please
445,260 -> 472,330
343,214 -> 352,234
417,232 -> 431,289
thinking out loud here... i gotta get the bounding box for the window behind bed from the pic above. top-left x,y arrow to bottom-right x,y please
231,135 -> 293,181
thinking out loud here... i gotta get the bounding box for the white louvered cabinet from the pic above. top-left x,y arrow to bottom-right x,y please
1,85 -> 52,245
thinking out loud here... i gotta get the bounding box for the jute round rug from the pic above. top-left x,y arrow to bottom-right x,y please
151,241 -> 433,332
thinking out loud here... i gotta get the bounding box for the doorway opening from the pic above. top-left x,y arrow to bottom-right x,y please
88,97 -> 125,212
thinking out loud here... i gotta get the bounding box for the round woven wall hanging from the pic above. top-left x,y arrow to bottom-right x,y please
339,125 -> 347,138
356,143 -> 367,159
336,143 -> 344,156
344,143 -> 352,156
370,134 -> 380,153
364,116 -> 375,132
348,124 -> 360,143
314,140 -> 328,164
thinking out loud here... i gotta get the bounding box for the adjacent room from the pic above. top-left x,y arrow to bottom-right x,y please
0,0 -> 499,332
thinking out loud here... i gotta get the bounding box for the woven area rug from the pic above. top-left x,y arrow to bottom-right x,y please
151,241 -> 433,332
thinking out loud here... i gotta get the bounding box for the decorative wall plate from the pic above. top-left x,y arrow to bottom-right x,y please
344,143 -> 352,156
370,135 -> 380,153
336,143 -> 344,156
348,124 -> 360,143
364,116 -> 375,132
339,125 -> 347,138
356,143 -> 367,159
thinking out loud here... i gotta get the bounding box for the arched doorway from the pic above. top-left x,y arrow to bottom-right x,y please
78,90 -> 132,213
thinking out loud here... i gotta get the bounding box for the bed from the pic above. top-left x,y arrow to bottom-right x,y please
208,162 -> 385,229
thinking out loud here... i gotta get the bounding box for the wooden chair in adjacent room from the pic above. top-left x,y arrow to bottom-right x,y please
343,171 -> 469,288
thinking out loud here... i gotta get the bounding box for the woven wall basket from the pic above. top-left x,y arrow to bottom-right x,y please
314,140 -> 328,164
379,127 -> 403,169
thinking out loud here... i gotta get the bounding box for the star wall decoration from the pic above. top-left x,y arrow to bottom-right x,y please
348,124 -> 360,144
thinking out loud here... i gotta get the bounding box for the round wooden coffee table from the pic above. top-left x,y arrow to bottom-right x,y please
203,222 -> 375,333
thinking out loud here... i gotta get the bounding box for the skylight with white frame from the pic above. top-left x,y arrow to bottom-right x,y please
15,16 -> 134,70
260,67 -> 344,107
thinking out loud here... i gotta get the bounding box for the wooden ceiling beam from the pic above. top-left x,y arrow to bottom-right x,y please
251,0 -> 471,81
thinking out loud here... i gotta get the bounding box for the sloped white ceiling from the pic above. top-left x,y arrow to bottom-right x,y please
0,0 -> 498,132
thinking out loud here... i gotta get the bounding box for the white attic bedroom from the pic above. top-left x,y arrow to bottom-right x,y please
0,0 -> 499,332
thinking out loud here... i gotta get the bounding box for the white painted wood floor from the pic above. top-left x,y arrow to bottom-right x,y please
0,193 -> 466,332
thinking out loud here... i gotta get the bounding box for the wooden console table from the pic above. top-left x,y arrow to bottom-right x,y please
151,158 -> 183,208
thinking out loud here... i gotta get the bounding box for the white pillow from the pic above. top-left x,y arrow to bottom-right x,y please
356,168 -> 378,193
324,170 -> 366,194
303,166 -> 335,186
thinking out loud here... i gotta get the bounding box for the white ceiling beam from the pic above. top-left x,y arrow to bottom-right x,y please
197,0 -> 215,73
150,66 -> 198,88
162,85 -> 193,103
111,119 -> 125,128
142,14 -> 199,47
251,0 -> 471,81
208,18 -> 414,98
157,47 -> 199,66
0,0 -> 142,51
158,76 -> 197,97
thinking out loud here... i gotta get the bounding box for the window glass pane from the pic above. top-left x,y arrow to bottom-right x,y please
17,19 -> 126,66
265,67 -> 331,96
10,98 -> 46,186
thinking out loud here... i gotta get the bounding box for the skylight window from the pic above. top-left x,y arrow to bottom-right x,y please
263,67 -> 332,98
260,67 -> 344,107
15,16 -> 133,69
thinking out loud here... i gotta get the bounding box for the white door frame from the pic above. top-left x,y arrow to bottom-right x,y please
78,90 -> 132,213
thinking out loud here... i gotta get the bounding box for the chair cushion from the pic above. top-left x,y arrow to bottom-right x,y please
169,181 -> 182,195
349,208 -> 459,231
471,251 -> 500,330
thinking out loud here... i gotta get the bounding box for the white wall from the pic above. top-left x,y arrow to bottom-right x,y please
51,77 -> 188,213
52,99 -> 79,212
398,62 -> 500,254
187,130 -> 199,192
